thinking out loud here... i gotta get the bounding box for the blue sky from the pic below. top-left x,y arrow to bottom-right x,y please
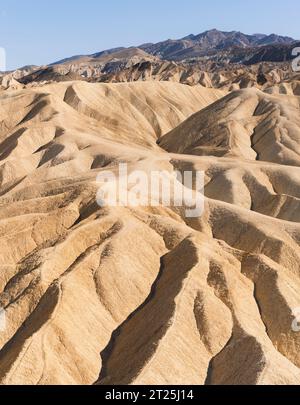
1,0 -> 300,70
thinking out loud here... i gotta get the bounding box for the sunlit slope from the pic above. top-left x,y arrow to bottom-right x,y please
0,81 -> 299,385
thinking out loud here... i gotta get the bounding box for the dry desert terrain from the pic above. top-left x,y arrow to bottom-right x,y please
0,74 -> 300,385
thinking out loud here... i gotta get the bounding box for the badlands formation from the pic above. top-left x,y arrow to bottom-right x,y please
0,74 -> 300,385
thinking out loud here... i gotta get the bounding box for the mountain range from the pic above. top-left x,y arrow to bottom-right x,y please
3,29 -> 296,90
52,29 -> 298,65
139,29 -> 296,61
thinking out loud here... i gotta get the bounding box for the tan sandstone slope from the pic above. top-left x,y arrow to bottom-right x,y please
0,80 -> 299,385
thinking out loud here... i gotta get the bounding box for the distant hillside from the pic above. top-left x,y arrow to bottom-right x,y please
51,29 -> 298,65
16,30 -> 299,86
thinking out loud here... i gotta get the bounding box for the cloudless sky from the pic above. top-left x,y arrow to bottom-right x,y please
1,0 -> 300,70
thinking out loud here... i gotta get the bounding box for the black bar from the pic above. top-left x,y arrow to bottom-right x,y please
0,385 -> 299,402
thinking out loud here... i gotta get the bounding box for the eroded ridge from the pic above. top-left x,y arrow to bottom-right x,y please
0,80 -> 299,384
